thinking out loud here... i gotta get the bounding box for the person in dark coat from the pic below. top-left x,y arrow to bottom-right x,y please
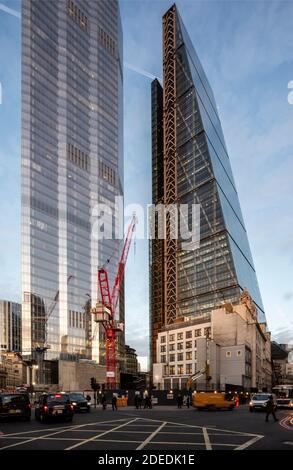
177,393 -> 183,409
134,394 -> 139,409
112,395 -> 118,411
101,393 -> 107,410
265,395 -> 278,422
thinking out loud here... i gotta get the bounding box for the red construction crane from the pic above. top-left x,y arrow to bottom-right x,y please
91,214 -> 137,388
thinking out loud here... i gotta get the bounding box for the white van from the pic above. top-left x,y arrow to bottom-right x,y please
249,393 -> 277,412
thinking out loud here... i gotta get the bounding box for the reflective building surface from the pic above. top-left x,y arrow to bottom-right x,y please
21,0 -> 123,368
150,4 -> 265,364
0,300 -> 22,353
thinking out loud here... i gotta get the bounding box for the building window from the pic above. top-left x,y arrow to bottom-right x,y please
160,355 -> 166,363
67,0 -> 89,32
160,345 -> 166,353
194,329 -> 202,337
169,354 -> 175,362
99,161 -> 116,186
67,143 -> 90,172
186,341 -> 192,349
186,330 -> 192,339
169,334 -> 175,342
226,351 -> 231,357
169,344 -> 175,351
186,351 -> 192,361
177,332 -> 183,340
177,342 -> 183,350
177,353 -> 183,361
237,350 -> 242,357
161,336 -> 166,343
204,327 -> 211,337
177,365 -> 184,375
169,365 -> 175,375
98,26 -> 117,57
194,340 -> 197,348
186,364 -> 192,375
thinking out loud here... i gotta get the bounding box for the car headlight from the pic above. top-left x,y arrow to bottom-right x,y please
72,402 -> 77,406
290,401 -> 293,407
249,401 -> 253,406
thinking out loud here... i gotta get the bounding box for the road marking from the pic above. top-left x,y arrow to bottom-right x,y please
0,417 -> 129,438
136,421 -> 167,450
134,416 -> 262,437
279,415 -> 293,431
0,418 -> 130,451
284,441 -> 293,446
147,441 -> 235,447
65,418 -> 139,451
235,435 -> 263,450
203,427 -> 212,450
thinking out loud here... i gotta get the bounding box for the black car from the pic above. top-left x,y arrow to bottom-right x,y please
69,392 -> 90,413
35,393 -> 74,423
0,393 -> 31,421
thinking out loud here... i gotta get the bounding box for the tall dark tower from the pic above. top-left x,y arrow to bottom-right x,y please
150,4 -> 265,366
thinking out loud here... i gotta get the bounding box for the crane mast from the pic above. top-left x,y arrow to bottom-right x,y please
92,214 -> 137,388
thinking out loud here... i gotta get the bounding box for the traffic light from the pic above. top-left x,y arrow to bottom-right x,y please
90,377 -> 96,390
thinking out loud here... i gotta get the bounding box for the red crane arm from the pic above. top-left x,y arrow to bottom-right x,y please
98,268 -> 112,313
111,214 -> 136,315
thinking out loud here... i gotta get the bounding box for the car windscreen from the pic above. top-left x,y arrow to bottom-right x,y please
69,393 -> 85,401
47,394 -> 69,404
252,394 -> 270,401
0,395 -> 29,405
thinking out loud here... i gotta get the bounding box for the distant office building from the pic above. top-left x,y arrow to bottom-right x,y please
0,352 -> 28,390
124,344 -> 139,375
21,0 -> 124,373
153,291 -> 272,392
0,300 -> 21,352
150,4 -> 265,366
272,342 -> 293,385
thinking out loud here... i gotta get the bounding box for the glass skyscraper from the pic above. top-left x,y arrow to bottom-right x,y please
21,0 -> 124,374
150,4 -> 265,365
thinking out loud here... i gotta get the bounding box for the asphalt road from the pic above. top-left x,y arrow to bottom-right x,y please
0,406 -> 292,451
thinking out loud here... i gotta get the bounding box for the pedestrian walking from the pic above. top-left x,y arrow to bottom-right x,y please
101,393 -> 107,410
112,394 -> 118,411
134,394 -> 139,409
177,393 -> 183,409
265,395 -> 278,422
138,395 -> 142,409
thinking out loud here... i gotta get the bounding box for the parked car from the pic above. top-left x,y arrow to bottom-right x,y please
69,392 -> 90,413
0,392 -> 31,421
35,392 -> 74,423
249,393 -> 277,412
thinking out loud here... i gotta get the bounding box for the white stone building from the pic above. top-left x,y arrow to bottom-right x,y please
153,291 -> 272,392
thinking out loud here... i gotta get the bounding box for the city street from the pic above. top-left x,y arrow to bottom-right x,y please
0,406 -> 292,451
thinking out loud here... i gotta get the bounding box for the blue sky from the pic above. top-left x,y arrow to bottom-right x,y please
0,0 -> 293,361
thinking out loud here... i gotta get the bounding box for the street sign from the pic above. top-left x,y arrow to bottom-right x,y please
106,371 -> 115,378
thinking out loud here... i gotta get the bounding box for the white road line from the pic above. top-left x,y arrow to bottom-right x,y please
135,416 -> 263,437
203,427 -> 212,450
0,417 -> 129,438
0,425 -> 86,451
65,418 -> 139,451
284,441 -> 293,446
147,441 -> 235,447
0,418 -> 130,451
235,435 -> 264,450
136,421 -> 167,450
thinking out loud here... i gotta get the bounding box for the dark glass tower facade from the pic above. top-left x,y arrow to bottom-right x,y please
21,0 -> 124,372
150,4 -> 265,365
